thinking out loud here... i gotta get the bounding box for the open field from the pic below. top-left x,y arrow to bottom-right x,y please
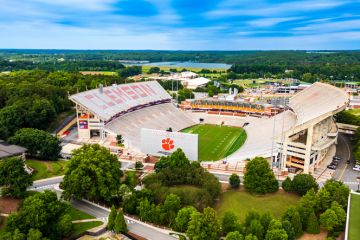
26,159 -> 68,180
80,71 -> 117,76
181,124 -> 247,161
141,65 -> 226,74
348,193 -> 360,240
216,190 -> 300,221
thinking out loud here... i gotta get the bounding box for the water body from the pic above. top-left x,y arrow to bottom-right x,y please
128,61 -> 232,69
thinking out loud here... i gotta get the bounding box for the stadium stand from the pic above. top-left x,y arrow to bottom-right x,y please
69,81 -> 196,147
106,103 -> 195,150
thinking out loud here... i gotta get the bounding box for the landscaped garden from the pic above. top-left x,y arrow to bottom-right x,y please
216,190 -> 300,221
26,159 -> 68,180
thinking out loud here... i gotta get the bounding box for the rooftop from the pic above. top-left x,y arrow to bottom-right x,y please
0,140 -> 27,159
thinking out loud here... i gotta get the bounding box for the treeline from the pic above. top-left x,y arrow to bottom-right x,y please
1,50 -> 360,65
229,64 -> 360,82
0,59 -> 126,72
0,70 -> 127,139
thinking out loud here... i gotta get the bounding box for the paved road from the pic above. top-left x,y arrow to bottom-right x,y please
30,178 -> 175,240
334,133 -> 360,191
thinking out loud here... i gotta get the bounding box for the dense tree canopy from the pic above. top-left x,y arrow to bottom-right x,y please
3,190 -> 72,239
0,157 -> 32,198
244,157 -> 279,194
9,128 -> 61,160
61,144 -> 123,203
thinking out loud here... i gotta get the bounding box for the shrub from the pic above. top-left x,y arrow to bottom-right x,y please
281,177 -> 292,192
244,157 -> 279,194
291,174 -> 318,196
229,174 -> 241,188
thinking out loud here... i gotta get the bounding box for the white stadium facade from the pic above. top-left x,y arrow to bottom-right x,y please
69,81 -> 349,175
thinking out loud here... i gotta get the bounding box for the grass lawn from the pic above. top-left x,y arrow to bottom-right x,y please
181,124 -> 247,161
348,193 -> 360,240
216,190 -> 300,221
347,109 -> 360,116
26,159 -> 68,181
68,206 -> 95,221
71,221 -> 103,236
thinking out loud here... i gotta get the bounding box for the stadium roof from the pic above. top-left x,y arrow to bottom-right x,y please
69,81 -> 171,121
288,82 -> 348,127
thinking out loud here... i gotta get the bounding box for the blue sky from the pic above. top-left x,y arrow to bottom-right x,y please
0,0 -> 359,50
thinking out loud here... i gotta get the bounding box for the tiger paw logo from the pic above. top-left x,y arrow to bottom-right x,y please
162,138 -> 175,151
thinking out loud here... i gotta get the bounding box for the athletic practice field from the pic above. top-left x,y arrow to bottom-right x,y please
181,124 -> 247,161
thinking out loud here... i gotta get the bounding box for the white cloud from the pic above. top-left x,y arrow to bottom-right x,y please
293,19 -> 360,32
248,17 -> 302,27
205,0 -> 350,18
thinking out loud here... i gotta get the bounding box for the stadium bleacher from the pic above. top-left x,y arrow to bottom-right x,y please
105,103 -> 195,150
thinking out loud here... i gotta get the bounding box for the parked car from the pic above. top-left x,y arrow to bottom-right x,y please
333,156 -> 341,161
331,161 -> 339,166
353,166 -> 360,172
327,164 -> 336,170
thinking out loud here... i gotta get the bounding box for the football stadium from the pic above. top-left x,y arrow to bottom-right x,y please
69,81 -> 348,175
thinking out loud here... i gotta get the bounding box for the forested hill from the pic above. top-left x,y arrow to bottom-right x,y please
1,49 -> 360,64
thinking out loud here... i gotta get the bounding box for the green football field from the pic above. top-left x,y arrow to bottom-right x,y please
181,124 -> 247,161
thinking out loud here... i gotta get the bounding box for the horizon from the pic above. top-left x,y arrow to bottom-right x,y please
1,0 -> 360,50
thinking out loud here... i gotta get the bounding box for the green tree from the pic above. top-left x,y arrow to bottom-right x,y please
264,229 -> 288,240
107,205 -> 117,231
135,161 -> 144,170
5,190 -> 72,239
291,174 -> 318,196
315,188 -> 332,213
138,198 -> 154,222
321,179 -> 350,209
125,171 -> 137,188
244,157 -> 279,194
114,209 -> 128,234
0,157 -> 32,197
163,193 -> 181,226
298,188 -> 317,228
260,212 -> 273,233
282,220 -> 295,240
267,219 -> 282,231
116,135 -> 124,145
319,209 -> 338,232
245,234 -> 258,240
222,211 -> 241,235
282,207 -> 303,237
226,231 -> 244,240
8,128 -> 61,160
186,207 -> 221,240
229,174 -> 241,188
306,211 -> 320,234
247,220 -> 264,240
174,206 -> 197,232
27,229 -> 43,240
61,144 -> 123,202
281,177 -> 292,192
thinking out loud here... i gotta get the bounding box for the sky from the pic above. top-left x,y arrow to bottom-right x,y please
0,0 -> 359,50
